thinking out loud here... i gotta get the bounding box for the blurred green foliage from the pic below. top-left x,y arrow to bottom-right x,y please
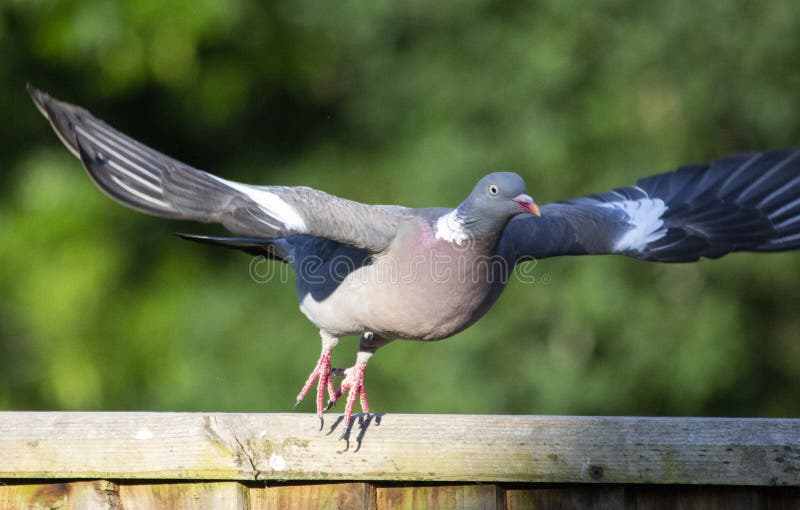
0,0 -> 798,417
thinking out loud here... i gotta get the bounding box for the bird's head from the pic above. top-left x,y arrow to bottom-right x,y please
459,172 -> 540,221
445,172 -> 540,244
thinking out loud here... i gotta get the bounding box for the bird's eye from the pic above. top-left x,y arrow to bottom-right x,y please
488,184 -> 499,195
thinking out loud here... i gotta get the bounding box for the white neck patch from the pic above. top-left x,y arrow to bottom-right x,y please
434,210 -> 471,245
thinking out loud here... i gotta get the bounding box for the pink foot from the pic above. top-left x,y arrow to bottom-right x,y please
327,352 -> 372,431
295,333 -> 338,417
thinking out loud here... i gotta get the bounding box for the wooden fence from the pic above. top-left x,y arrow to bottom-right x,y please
1,413 -> 798,508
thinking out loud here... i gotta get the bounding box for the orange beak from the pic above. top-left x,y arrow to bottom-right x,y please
513,194 -> 541,216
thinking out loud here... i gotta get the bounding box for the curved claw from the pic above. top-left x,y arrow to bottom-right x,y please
295,338 -> 337,416
331,354 -> 372,431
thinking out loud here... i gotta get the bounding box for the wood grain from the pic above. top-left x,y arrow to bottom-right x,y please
505,486 -> 629,510
249,482 -> 375,510
117,482 -> 249,509
376,484 -> 500,510
633,486 -> 765,510
0,480 -> 120,510
0,412 -> 798,485
766,488 -> 800,509
1,481 -> 799,509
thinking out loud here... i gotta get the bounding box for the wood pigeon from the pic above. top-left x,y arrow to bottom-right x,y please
28,85 -> 800,432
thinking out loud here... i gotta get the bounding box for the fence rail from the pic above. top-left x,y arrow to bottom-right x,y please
1,412 -> 799,508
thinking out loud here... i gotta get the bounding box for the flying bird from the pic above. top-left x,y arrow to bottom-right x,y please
28,85 -> 800,432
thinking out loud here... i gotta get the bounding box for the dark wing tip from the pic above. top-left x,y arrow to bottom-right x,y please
26,82 -> 42,99
27,85 -> 86,158
27,83 -> 52,117
26,82 -> 39,98
27,84 -> 68,120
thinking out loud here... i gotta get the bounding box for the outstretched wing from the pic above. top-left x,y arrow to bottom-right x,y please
502,149 -> 800,263
29,85 -> 405,253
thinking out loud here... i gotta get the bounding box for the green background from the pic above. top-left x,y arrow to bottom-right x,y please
0,1 -> 798,417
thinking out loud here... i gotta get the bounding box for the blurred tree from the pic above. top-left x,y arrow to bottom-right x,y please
0,0 -> 798,416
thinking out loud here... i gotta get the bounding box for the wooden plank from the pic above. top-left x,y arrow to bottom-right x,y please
376,484 -> 499,510
249,482 -> 375,509
634,486 -> 765,509
505,486 -> 629,510
0,480 -> 120,510
767,488 -> 800,509
0,413 -> 798,485
117,482 -> 248,509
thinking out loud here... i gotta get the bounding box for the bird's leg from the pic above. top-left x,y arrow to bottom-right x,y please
295,331 -> 339,417
329,351 -> 372,431
326,332 -> 391,431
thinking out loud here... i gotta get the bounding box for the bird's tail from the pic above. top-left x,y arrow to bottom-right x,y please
637,149 -> 800,262
175,234 -> 293,262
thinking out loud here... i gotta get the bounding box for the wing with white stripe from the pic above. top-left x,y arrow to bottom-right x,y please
502,149 -> 800,263
29,85 -> 405,252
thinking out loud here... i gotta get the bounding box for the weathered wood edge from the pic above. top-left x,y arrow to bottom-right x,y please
0,413 -> 798,486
